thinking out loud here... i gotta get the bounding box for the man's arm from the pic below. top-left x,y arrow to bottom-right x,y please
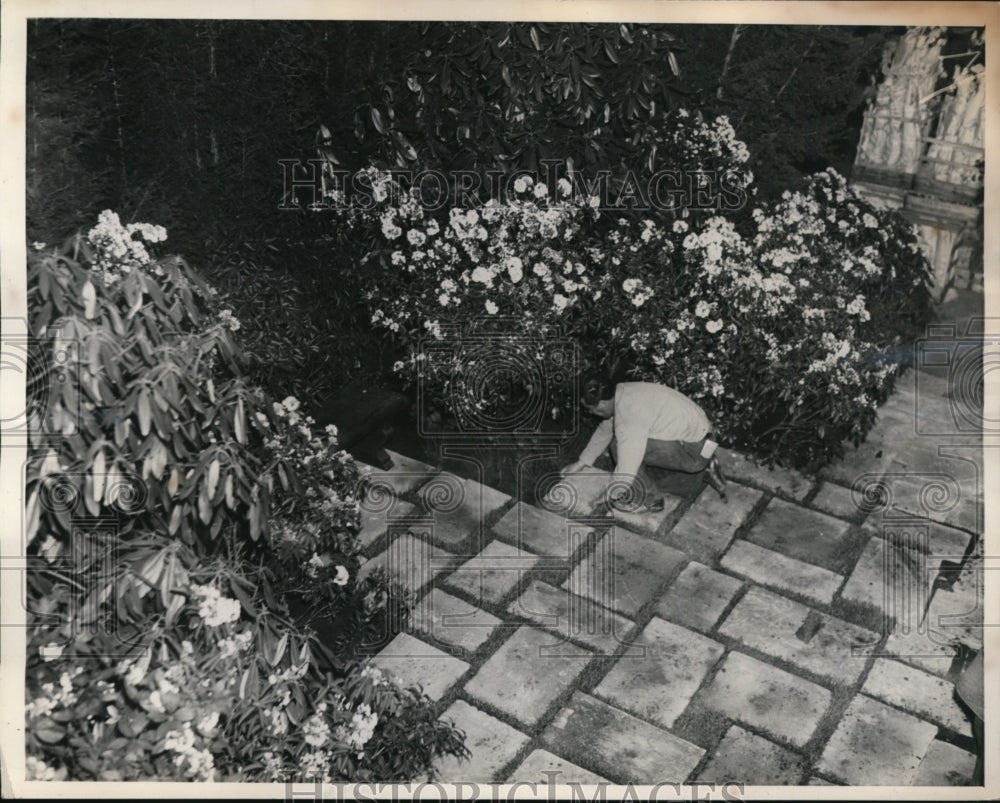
578,417 -> 614,466
610,415 -> 647,490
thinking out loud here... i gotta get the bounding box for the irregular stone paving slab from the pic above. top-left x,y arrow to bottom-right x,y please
820,439 -> 897,489
695,725 -> 806,785
717,448 -> 813,500
840,535 -> 942,627
370,632 -> 469,700
663,483 -> 762,563
358,533 -> 457,594
419,472 -> 511,549
509,580 -> 636,655
494,501 -> 590,557
721,540 -> 843,605
593,617 -> 724,729
409,588 -> 504,656
538,467 -> 611,519
562,528 -> 686,617
444,539 -> 543,607
465,626 -> 594,728
539,466 -> 684,530
879,621 -> 958,677
912,739 -> 977,786
925,521 -> 974,560
699,651 -> 831,748
435,699 -> 530,782
889,437 -> 983,483
542,691 -> 705,784
817,694 -> 938,785
862,658 -> 972,736
746,497 -> 853,573
654,562 -> 743,633
719,587 -> 879,686
358,498 -> 418,550
613,495 -> 683,535
366,450 -> 439,495
878,460 -> 981,533
507,748 -> 610,785
873,518 -> 963,566
810,481 -> 865,522
925,582 -> 983,653
808,777 -> 838,785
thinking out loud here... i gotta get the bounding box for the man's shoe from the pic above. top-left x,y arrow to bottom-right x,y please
704,456 -> 728,503
643,496 -> 666,513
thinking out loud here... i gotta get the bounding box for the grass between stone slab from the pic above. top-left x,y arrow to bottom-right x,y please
373,466 -> 959,786
829,596 -> 895,635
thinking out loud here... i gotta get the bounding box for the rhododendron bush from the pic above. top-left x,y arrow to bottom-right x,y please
337,116 -> 932,468
24,213 -> 465,782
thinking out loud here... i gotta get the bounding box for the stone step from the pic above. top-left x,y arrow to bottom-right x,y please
694,725 -> 806,785
654,561 -> 744,633
358,497 -> 418,550
721,540 -> 844,606
662,483 -> 762,562
561,528 -> 686,618
912,739 -> 978,786
541,691 -> 705,784
591,616 -> 725,730
698,650 -> 832,748
418,472 -> 511,549
508,579 -> 637,655
716,448 -> 813,500
839,533 -> 943,628
409,588 -> 504,657
370,632 -> 469,701
358,532 -> 458,595
861,658 -> 972,736
718,587 -> 879,686
365,449 -> 439,495
817,694 -> 938,785
493,501 -> 595,558
444,539 -> 544,607
435,699 -> 531,782
538,466 -> 683,536
809,481 -> 866,523
465,626 -> 594,729
506,749 -> 610,785
744,497 -> 855,574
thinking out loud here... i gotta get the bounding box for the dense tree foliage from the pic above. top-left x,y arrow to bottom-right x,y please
26,19 -> 896,406
27,20 -> 892,244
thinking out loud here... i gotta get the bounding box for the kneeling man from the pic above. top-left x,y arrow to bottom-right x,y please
562,374 -> 728,512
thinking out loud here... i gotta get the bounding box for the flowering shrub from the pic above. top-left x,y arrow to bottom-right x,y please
340,147 -> 931,467
24,213 -> 465,782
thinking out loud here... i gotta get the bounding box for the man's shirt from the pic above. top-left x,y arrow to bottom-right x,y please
578,382 -> 711,484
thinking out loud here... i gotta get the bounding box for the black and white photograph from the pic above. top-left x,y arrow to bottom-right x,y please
0,1 -> 996,798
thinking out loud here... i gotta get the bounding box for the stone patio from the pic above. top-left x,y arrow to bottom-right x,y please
354,300 -> 985,788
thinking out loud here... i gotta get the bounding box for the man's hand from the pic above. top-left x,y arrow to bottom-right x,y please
559,460 -> 587,477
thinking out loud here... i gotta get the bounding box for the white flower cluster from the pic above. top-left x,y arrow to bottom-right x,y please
191,584 -> 241,627
218,309 -> 242,332
116,648 -> 152,687
298,749 -> 332,782
359,664 -> 389,687
163,722 -> 216,781
334,702 -> 379,755
26,667 -> 83,719
86,210 -> 167,283
622,277 -> 653,307
218,629 -> 253,659
303,703 -> 332,747
25,755 -> 68,781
